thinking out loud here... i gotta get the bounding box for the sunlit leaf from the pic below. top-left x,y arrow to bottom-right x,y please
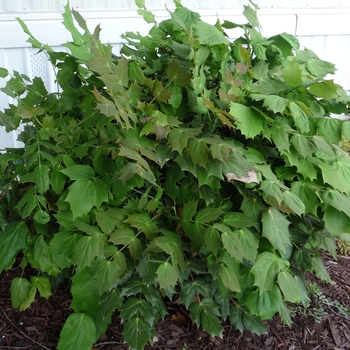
193,21 -> 229,46
229,103 -> 264,138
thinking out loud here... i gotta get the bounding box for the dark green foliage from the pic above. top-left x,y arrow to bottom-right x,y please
1,1 -> 350,349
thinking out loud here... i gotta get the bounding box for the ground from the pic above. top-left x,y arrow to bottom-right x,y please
0,252 -> 349,350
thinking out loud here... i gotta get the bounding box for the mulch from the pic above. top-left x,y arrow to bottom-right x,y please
0,252 -> 349,350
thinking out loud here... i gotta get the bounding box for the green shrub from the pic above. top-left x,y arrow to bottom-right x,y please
1,1 -> 350,349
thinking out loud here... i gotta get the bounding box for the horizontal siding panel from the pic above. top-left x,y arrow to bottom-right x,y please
1,0 -> 350,12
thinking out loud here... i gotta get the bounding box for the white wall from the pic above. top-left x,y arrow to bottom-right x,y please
1,1 -> 350,148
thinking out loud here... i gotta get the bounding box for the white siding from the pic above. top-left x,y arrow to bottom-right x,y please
1,1 -> 350,148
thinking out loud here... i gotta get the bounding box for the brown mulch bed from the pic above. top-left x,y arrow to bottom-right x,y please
0,253 -> 349,350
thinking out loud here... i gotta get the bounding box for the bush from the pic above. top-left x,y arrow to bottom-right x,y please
1,1 -> 350,349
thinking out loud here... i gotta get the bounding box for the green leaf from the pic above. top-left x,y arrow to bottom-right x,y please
220,265 -> 240,292
0,68 -> 9,78
34,164 -> 50,194
62,3 -> 88,45
282,191 -> 305,217
291,182 -> 318,216
317,118 -> 341,145
296,159 -> 318,182
323,206 -> 350,236
65,179 -> 102,220
229,103 -> 264,138
309,80 -> 338,100
277,271 -> 301,303
230,305 -> 244,332
245,285 -> 282,320
223,212 -> 256,229
70,266 -> 99,313
193,21 -> 229,46
262,207 -> 291,254
32,235 -> 55,274
279,302 -> 292,326
10,277 -> 30,309
322,190 -> 350,218
270,125 -> 290,151
31,276 -> 52,299
260,180 -> 284,205
195,206 -> 223,224
235,228 -> 259,263
50,231 -> 82,270
242,313 -> 267,334
311,256 -> 331,283
50,164 -> 67,195
122,315 -> 156,350
317,162 -> 350,194
281,58 -> 302,87
243,3 -> 260,28
201,309 -> 224,338
95,208 -> 125,234
124,213 -> 158,239
288,102 -> 310,134
180,279 -> 212,309
94,258 -> 125,295
0,110 -> 20,131
204,226 -> 222,255
157,262 -> 178,289
306,58 -> 336,77
217,225 -> 244,261
166,60 -> 191,86
74,235 -> 105,270
252,252 -> 289,294
57,313 -> 96,350
188,138 -> 209,167
259,95 -> 289,114
290,134 -> 312,158
171,7 -> 200,30
60,165 -> 95,180
18,281 -> 37,311
0,222 -> 29,273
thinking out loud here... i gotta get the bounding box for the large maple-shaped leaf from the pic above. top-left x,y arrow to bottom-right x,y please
322,190 -> 350,218
309,80 -> 338,100
193,21 -> 229,46
262,207 -> 291,254
245,285 -> 282,320
252,251 -> 289,294
57,313 -> 96,350
229,103 -> 264,138
317,118 -> 341,145
188,138 -> 209,167
74,235 -> 105,270
281,58 -> 302,87
93,258 -> 126,295
65,179 -> 108,220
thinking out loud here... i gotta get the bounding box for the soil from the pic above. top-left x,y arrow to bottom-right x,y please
0,252 -> 349,350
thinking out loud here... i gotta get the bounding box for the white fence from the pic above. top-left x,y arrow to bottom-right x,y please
1,1 -> 350,148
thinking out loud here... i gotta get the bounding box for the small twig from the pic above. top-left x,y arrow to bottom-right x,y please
94,341 -> 126,347
0,306 -> 50,350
